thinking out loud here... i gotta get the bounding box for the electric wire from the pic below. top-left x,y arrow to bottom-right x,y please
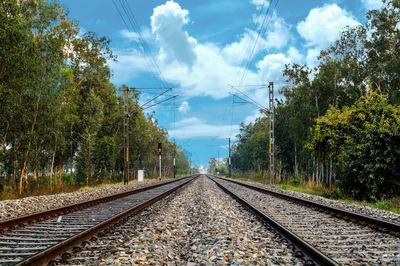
229,85 -> 266,109
229,92 -> 265,110
119,0 -> 169,87
241,0 -> 280,86
112,0 -> 167,88
237,0 -> 275,87
140,87 -> 173,108
142,95 -> 178,111
235,0 -> 269,78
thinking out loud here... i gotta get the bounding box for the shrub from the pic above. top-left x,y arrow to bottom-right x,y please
310,91 -> 400,200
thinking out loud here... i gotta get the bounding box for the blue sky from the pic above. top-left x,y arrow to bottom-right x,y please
60,0 -> 383,169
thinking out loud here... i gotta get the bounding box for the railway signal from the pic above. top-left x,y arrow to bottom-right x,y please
157,142 -> 163,155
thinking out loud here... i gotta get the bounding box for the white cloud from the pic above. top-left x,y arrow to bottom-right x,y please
175,117 -> 202,127
305,48 -> 322,67
161,42 -> 261,99
109,49 -> 153,85
170,117 -> 239,139
119,28 -> 152,42
297,4 -> 360,66
251,0 -> 269,10
287,46 -> 304,64
244,109 -> 264,124
151,0 -> 197,67
257,53 -> 290,85
223,13 -> 291,65
361,0 -> 384,10
148,1 -> 262,99
178,100 -> 190,113
111,1 -> 293,101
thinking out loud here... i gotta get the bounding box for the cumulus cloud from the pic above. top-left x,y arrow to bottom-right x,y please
147,1 -> 262,99
287,46 -> 304,64
223,13 -> 291,65
178,100 -> 190,113
109,49 -> 152,85
151,1 -> 197,67
112,1 -> 295,101
257,53 -> 290,85
361,0 -> 384,10
297,4 -> 360,65
170,117 -> 239,139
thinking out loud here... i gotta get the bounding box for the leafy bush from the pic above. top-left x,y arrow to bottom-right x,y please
288,175 -> 302,186
310,91 -> 400,200
63,173 -> 75,184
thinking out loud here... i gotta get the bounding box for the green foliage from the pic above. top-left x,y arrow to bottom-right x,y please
0,0 -> 191,197
62,173 -> 75,185
94,136 -> 116,181
231,116 -> 269,172
288,175 -> 302,186
310,92 -> 400,200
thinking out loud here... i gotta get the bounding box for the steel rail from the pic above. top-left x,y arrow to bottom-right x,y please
19,175 -> 198,266
0,176 -> 195,231
212,175 -> 400,234
208,175 -> 338,266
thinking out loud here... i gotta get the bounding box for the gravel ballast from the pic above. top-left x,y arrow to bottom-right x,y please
63,175 -> 303,265
236,178 -> 400,224
215,177 -> 400,265
0,179 -> 171,222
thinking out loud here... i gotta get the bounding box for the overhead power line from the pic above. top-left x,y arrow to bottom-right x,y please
236,0 -> 270,75
237,0 -> 280,87
228,84 -> 266,110
142,95 -> 178,111
140,88 -> 173,108
112,0 -> 168,88
229,92 -> 266,110
237,0 -> 274,86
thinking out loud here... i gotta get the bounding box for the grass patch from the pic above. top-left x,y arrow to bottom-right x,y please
338,197 -> 400,214
0,176 -> 169,201
277,183 -> 329,196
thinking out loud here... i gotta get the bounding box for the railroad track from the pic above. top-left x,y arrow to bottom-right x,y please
208,175 -> 400,266
0,175 -> 198,266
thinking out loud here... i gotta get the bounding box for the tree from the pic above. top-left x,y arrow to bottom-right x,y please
94,136 -> 116,182
76,90 -> 104,185
310,91 -> 400,200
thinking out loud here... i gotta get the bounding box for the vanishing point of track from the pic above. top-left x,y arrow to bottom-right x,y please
0,175 -> 198,266
209,175 -> 400,266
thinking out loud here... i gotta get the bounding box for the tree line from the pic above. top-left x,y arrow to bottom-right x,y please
231,0 -> 400,200
0,0 -> 191,197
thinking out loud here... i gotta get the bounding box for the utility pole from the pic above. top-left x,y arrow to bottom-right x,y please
158,142 -> 162,180
268,82 -> 275,186
123,87 -> 130,185
228,137 -> 232,178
